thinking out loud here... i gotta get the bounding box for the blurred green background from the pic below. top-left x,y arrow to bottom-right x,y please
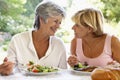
0,0 -> 120,52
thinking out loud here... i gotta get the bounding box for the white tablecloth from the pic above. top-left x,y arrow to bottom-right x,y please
0,69 -> 92,80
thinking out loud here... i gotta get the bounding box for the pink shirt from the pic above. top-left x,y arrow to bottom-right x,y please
76,35 -> 113,67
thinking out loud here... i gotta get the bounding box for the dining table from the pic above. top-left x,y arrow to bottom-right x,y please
0,69 -> 92,80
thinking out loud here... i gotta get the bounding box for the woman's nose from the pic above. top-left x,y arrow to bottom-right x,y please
72,25 -> 75,30
56,24 -> 60,28
56,22 -> 61,28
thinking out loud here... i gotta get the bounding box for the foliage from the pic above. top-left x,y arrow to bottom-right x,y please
23,0 -> 42,16
91,0 -> 120,36
0,39 -> 10,51
98,0 -> 120,23
0,0 -> 120,44
0,0 -> 43,35
0,0 -> 43,50
0,0 -> 26,34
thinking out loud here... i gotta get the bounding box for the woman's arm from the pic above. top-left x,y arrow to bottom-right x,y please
68,38 -> 79,67
111,36 -> 120,63
58,50 -> 67,69
71,38 -> 77,55
0,36 -> 17,75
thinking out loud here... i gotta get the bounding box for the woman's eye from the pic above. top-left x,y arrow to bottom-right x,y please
59,22 -> 61,24
75,24 -> 79,27
54,20 -> 61,24
54,20 -> 58,23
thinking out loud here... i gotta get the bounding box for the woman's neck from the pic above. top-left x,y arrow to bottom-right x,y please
82,33 -> 95,41
82,33 -> 105,44
32,30 -> 49,42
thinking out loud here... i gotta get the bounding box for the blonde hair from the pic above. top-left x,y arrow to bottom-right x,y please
72,8 -> 104,37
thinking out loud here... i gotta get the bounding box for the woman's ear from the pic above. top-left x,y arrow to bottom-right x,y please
40,17 -> 47,24
88,27 -> 93,33
39,17 -> 43,24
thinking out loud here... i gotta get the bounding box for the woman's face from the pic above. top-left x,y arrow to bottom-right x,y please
40,15 -> 63,36
72,24 -> 90,38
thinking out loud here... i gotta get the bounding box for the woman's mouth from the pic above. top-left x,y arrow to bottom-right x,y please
74,32 -> 77,35
51,27 -> 56,33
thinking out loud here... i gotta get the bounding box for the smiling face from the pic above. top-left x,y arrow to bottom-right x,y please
39,15 -> 63,36
72,24 -> 90,38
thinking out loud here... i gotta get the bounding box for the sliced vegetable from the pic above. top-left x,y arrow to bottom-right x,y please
26,61 -> 58,73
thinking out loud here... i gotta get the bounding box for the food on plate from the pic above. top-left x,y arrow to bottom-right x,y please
26,61 -> 58,73
73,63 -> 97,72
27,61 -> 34,66
91,68 -> 120,80
74,63 -> 88,69
75,66 -> 97,72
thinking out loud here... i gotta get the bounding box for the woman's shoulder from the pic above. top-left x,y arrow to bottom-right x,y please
71,37 -> 80,45
12,31 -> 31,40
111,35 -> 120,45
105,34 -> 120,44
50,36 -> 65,46
51,36 -> 63,42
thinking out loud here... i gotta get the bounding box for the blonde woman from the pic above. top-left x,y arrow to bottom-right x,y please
68,8 -> 120,67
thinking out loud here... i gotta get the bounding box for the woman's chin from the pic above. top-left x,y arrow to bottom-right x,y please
50,33 -> 55,36
75,36 -> 81,38
74,35 -> 78,38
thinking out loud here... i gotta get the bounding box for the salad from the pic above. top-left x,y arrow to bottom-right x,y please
73,62 -> 97,72
26,61 -> 58,73
73,62 -> 88,70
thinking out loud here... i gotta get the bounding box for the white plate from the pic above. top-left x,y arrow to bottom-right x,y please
20,69 -> 59,76
70,69 -> 91,75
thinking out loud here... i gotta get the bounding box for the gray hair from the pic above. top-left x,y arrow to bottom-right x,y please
34,1 -> 66,30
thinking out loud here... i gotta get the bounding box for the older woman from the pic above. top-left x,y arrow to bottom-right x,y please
0,1 -> 67,75
68,8 -> 120,67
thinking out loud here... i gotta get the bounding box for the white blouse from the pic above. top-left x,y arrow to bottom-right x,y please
7,31 -> 67,69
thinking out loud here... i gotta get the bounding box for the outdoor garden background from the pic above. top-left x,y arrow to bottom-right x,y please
0,0 -> 120,64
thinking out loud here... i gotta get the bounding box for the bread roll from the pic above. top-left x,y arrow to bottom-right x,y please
91,68 -> 120,80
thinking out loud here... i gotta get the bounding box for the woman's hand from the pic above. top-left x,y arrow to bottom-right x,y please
0,57 -> 15,75
67,55 -> 79,67
107,61 -> 119,65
